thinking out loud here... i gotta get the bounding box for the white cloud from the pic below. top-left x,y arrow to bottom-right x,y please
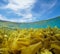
3,0 -> 36,22
0,15 -> 3,20
4,0 -> 36,11
0,15 -> 6,20
0,0 -> 57,22
0,14 -> 12,22
0,14 -> 33,23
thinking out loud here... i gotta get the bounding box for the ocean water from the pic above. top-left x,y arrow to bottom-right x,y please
18,17 -> 60,28
0,17 -> 60,29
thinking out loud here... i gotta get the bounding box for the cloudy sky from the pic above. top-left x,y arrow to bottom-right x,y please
0,0 -> 60,22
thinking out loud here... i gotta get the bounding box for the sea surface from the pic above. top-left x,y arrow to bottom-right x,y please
0,17 -> 60,29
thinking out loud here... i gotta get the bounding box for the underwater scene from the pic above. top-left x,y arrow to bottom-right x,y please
0,0 -> 60,54
0,17 -> 60,54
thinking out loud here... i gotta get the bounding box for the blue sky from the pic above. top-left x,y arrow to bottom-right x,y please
0,0 -> 60,22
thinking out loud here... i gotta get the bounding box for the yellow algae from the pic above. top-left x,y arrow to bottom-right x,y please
21,42 -> 42,54
41,49 -> 52,54
0,27 -> 60,54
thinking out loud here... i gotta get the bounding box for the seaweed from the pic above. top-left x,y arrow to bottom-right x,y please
0,26 -> 60,54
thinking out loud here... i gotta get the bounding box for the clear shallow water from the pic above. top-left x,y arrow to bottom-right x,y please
18,17 -> 60,28
0,17 -> 60,29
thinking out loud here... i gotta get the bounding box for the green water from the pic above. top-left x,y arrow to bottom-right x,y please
18,17 -> 60,28
0,16 -> 60,29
